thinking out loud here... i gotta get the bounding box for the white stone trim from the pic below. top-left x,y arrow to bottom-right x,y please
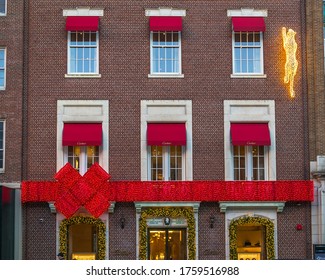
230,74 -> 267,79
227,8 -> 268,17
141,100 -> 193,181
219,202 -> 285,213
135,202 -> 200,260
63,7 -> 104,17
145,7 -> 186,17
56,211 -> 110,259
224,100 -> 276,180
57,100 -> 109,173
65,74 -> 102,79
148,74 -> 184,78
223,207 -> 278,260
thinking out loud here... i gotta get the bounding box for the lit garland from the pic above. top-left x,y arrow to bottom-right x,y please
21,163 -> 314,219
229,216 -> 275,260
59,216 -> 106,260
139,208 -> 196,260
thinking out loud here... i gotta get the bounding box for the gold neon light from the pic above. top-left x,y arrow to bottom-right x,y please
282,27 -> 298,98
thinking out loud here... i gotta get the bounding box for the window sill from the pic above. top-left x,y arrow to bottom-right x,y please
231,74 -> 267,78
65,74 -> 101,78
148,74 -> 184,78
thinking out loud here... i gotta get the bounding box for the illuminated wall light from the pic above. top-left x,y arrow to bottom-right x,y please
282,27 -> 298,98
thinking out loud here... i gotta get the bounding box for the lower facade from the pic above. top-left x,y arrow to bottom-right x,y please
21,201 -> 312,260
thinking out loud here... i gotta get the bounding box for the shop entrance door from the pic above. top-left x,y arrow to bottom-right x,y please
68,223 -> 97,260
148,229 -> 187,260
236,224 -> 266,260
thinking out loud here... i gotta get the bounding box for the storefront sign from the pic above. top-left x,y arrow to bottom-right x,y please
147,218 -> 187,227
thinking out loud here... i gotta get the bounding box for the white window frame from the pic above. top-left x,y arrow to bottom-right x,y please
232,31 -> 264,76
141,100 -> 192,181
148,145 -> 185,181
149,31 -> 183,77
64,145 -> 100,176
146,7 -> 185,78
233,145 -> 268,181
0,48 -> 6,90
0,119 -> 4,172
63,8 -> 104,78
0,0 -> 6,16
228,8 -> 267,78
57,100 -> 109,173
66,31 -> 100,76
224,100 -> 276,181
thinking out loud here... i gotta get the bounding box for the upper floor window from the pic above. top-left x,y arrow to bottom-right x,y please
0,120 -> 4,172
0,0 -> 6,15
66,146 -> 99,175
149,145 -> 184,181
148,15 -> 184,77
62,123 -> 102,175
151,31 -> 181,75
233,145 -> 267,180
231,16 -> 265,77
147,123 -> 186,181
231,123 -> 270,181
0,48 -> 6,89
65,16 -> 100,76
68,31 -> 98,74
233,31 -> 263,75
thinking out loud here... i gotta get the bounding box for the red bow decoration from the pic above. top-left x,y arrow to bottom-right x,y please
54,163 -> 111,218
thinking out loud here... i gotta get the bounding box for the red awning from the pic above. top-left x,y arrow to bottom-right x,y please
62,123 -> 102,146
232,17 -> 265,32
230,123 -> 271,146
66,16 -> 99,31
147,123 -> 186,146
149,16 -> 182,31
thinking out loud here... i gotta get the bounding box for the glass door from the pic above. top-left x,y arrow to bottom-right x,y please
68,223 -> 97,260
148,229 -> 187,260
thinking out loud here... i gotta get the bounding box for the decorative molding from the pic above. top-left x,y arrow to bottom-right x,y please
135,202 -> 200,214
63,7 -> 104,17
145,7 -> 186,17
219,202 -> 285,213
227,8 -> 268,17
48,202 -> 56,214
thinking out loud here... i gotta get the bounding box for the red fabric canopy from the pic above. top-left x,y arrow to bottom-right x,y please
62,123 -> 102,146
232,17 -> 265,32
149,16 -> 182,31
147,123 -> 186,146
66,16 -> 99,31
230,123 -> 271,146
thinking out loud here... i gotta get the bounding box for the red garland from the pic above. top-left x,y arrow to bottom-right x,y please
21,163 -> 314,218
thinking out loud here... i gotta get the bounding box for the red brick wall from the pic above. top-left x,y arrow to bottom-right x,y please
25,0 -> 309,181
23,0 -> 312,260
277,202 -> 312,259
0,0 -> 24,182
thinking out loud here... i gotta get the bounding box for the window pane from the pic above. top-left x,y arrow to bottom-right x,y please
166,32 -> 173,45
76,32 -> 84,45
248,33 -> 254,46
254,33 -> 261,45
172,32 -> 179,45
152,32 -> 159,45
70,32 -> 77,45
90,32 -> 97,45
234,33 -> 241,45
84,32 -> 90,44
241,33 -> 247,46
159,32 -> 167,46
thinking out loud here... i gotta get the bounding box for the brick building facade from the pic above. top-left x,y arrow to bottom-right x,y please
1,0 -> 319,260
0,0 -> 24,259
